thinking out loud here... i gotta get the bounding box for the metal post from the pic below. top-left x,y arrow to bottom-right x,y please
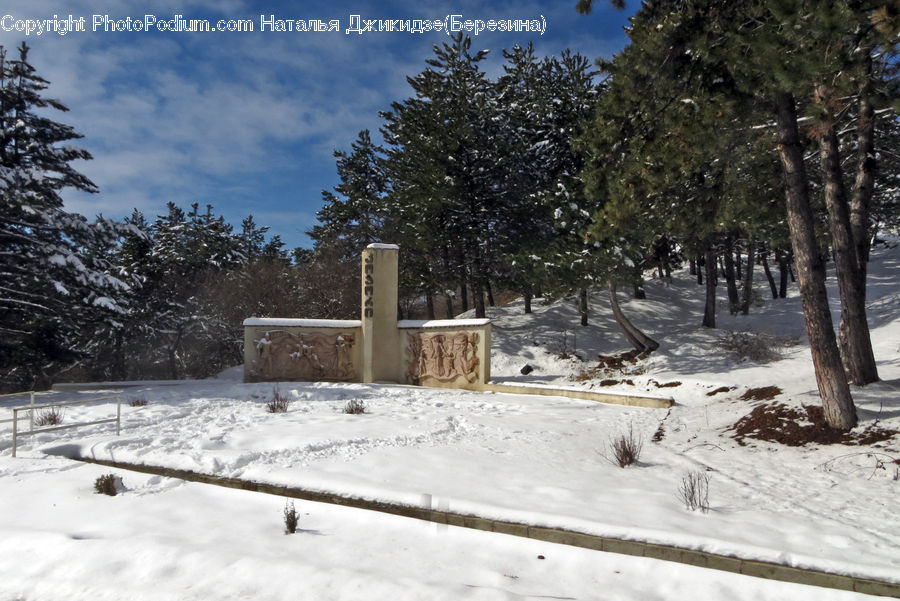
28,391 -> 34,433
116,396 -> 121,436
12,408 -> 17,458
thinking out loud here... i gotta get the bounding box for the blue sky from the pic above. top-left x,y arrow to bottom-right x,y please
1,1 -> 636,249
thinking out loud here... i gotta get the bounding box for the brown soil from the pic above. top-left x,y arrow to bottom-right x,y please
596,349 -> 649,370
652,380 -> 681,388
730,402 -> 898,447
597,378 -> 634,387
707,386 -> 736,397
739,386 -> 782,401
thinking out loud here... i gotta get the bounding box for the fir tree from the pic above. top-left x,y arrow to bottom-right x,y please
0,43 -> 128,390
382,33 -> 506,318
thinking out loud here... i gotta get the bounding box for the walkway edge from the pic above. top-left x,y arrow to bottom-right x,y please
72,455 -> 897,598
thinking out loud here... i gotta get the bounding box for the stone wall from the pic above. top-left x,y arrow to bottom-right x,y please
243,318 -> 362,383
243,245 -> 492,388
399,319 -> 491,390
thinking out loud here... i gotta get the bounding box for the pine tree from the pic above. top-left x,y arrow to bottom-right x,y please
575,0 -> 895,428
382,33 -> 506,318
497,46 -> 601,318
0,43 -> 128,390
240,215 -> 268,260
310,129 -> 392,261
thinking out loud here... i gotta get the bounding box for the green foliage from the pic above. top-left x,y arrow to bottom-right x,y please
0,43 -> 130,391
310,129 -> 392,262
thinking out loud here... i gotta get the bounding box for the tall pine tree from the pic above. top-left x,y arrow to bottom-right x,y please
0,43 -> 128,390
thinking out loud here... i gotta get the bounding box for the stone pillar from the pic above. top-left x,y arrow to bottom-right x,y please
361,243 -> 401,382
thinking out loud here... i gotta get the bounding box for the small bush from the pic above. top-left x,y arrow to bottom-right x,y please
129,398 -> 148,407
609,425 -> 643,468
35,406 -> 64,426
94,474 -> 121,496
283,499 -> 299,534
266,385 -> 291,413
343,399 -> 367,414
678,471 -> 710,513
720,331 -> 796,364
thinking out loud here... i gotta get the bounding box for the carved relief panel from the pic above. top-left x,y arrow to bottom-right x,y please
251,330 -> 356,381
406,331 -> 479,384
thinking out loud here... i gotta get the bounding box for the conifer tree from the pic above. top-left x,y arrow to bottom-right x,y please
0,43 -> 128,389
576,0 -> 898,428
382,33 -> 507,318
310,129 -> 391,261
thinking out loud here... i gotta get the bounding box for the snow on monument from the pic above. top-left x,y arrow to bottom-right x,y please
243,244 -> 491,389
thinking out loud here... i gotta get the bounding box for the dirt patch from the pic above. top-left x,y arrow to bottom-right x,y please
729,402 -> 899,447
707,386 -> 736,397
649,380 -> 681,388
739,386 -> 782,401
597,378 -> 635,387
596,349 -> 649,371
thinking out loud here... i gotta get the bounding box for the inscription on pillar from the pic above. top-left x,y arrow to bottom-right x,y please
363,253 -> 374,318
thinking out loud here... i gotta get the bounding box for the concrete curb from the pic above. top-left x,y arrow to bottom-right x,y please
70,455 -> 898,598
483,382 -> 673,408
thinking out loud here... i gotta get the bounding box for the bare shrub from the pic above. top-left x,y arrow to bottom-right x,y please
129,398 -> 148,407
266,385 -> 291,413
283,499 -> 299,534
720,331 -> 796,363
609,425 -> 643,468
35,406 -> 64,426
555,329 -> 574,359
343,399 -> 367,415
94,474 -> 121,496
678,471 -> 710,512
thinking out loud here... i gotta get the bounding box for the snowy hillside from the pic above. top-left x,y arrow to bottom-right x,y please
0,239 -> 897,600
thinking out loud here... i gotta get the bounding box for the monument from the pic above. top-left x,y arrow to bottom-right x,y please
243,244 -> 671,408
243,244 -> 491,389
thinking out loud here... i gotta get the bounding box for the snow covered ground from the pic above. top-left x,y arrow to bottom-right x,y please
1,239 -> 898,600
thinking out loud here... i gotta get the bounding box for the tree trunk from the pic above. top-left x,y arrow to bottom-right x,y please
633,282 -> 646,299
523,282 -> 533,314
702,244 -> 717,328
722,237 -> 740,315
472,280 -> 485,318
578,287 -> 588,326
740,238 -> 756,315
761,250 -> 778,299
425,290 -> 435,320
609,281 -> 659,352
696,255 -> 703,286
734,245 -> 742,282
819,118 -> 878,385
441,245 -> 455,318
486,281 -> 495,307
851,61 -> 876,276
460,283 -> 468,313
774,90 -> 856,429
168,330 -> 182,381
775,248 -> 790,298
689,258 -> 696,276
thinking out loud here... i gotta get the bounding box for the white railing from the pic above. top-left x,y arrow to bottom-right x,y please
9,395 -> 121,457
0,391 -> 37,432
